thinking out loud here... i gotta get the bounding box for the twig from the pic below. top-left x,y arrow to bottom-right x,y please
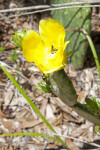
53,0 -> 100,7
0,5 -> 50,13
0,1 -> 100,13
0,5 -> 100,21
53,133 -> 100,148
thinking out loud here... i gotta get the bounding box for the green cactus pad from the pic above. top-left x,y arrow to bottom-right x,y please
51,0 -> 91,69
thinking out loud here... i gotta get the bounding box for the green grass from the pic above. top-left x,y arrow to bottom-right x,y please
0,132 -> 61,143
0,63 -> 69,149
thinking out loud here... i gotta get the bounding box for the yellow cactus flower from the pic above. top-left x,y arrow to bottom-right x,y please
22,18 -> 69,74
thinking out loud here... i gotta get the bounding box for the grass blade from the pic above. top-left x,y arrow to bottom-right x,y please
1,132 -> 61,143
0,63 -> 69,149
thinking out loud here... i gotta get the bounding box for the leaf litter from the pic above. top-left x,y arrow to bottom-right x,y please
0,0 -> 100,149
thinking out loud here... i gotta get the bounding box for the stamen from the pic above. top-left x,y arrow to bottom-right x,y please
51,44 -> 58,54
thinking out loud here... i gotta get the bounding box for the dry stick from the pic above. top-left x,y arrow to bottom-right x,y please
53,0 -> 100,7
0,5 -> 50,13
0,0 -> 100,13
0,5 -> 100,21
53,133 -> 100,148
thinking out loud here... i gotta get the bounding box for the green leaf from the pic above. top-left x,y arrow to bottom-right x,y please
85,98 -> 97,110
95,126 -> 100,132
0,47 -> 5,52
36,80 -> 52,93
85,97 -> 100,116
11,29 -> 26,50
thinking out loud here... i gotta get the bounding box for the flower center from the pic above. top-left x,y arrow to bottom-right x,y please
51,44 -> 58,54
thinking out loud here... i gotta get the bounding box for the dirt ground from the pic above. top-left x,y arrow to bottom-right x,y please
0,0 -> 100,150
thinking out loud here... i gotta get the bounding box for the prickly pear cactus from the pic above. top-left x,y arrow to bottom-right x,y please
50,0 -> 91,69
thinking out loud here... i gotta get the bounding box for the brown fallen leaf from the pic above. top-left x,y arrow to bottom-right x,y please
3,85 -> 14,107
66,138 -> 79,150
20,119 -> 43,129
52,112 -> 63,126
0,103 -> 14,119
50,97 -> 72,114
70,123 -> 92,138
77,91 -> 88,103
0,118 -> 20,133
40,98 -> 48,116
63,112 -> 76,122
22,22 -> 31,29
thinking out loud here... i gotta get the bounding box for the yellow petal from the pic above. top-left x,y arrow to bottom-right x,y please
39,18 -> 65,50
22,19 -> 69,74
22,30 -> 44,62
64,41 -> 70,50
42,41 -> 69,73
40,50 -> 66,74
